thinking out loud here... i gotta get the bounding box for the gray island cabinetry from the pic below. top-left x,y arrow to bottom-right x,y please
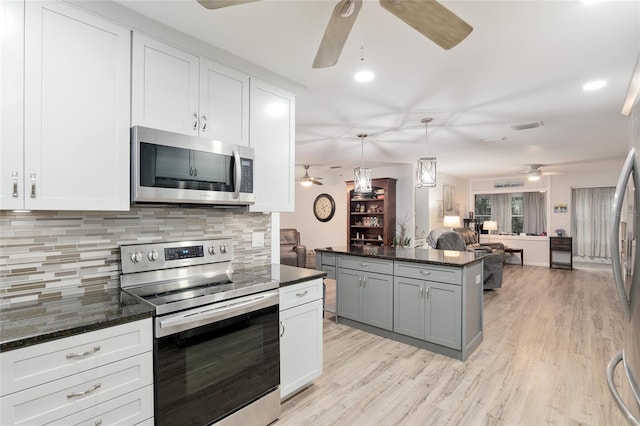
317,246 -> 484,361
337,255 -> 394,331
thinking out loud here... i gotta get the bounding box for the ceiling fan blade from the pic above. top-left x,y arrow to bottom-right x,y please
379,0 -> 472,50
197,0 -> 261,10
312,0 -> 363,69
312,180 -> 324,186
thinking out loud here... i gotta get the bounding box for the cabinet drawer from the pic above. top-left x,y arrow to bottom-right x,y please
550,239 -> 571,249
48,385 -> 153,426
338,255 -> 393,275
280,278 -> 323,310
321,252 -> 336,266
0,352 -> 153,425
1,319 -> 152,395
394,261 -> 462,285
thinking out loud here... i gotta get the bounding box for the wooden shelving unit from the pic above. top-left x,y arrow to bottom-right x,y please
346,178 -> 396,246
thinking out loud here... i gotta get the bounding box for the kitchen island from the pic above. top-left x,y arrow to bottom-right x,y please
316,246 -> 485,361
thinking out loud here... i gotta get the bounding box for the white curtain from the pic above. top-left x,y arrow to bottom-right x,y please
490,194 -> 511,234
571,187 -> 615,258
523,192 -> 546,234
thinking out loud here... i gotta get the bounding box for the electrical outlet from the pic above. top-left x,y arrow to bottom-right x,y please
252,232 -> 264,248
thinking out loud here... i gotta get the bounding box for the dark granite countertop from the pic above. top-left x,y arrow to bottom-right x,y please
315,246 -> 485,267
0,288 -> 154,352
240,264 -> 326,287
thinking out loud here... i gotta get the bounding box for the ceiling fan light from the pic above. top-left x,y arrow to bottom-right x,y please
354,70 -> 374,82
528,174 -> 541,181
300,180 -> 313,187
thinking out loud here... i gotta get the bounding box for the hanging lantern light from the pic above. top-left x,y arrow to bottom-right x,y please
417,118 -> 437,188
354,133 -> 372,193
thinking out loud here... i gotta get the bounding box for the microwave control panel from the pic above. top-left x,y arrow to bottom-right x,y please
240,158 -> 253,193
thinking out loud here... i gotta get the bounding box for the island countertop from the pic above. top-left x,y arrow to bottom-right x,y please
315,246 -> 485,267
239,263 -> 326,287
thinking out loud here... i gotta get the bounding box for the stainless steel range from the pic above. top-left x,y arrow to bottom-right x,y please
120,239 -> 280,426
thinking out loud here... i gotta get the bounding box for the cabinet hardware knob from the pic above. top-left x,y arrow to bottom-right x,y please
296,290 -> 308,297
425,287 -> 430,298
95,421 -> 103,426
359,262 -> 368,267
202,115 -> 207,131
193,113 -> 198,130
11,172 -> 18,198
194,168 -> 198,176
362,277 -> 366,287
419,270 -> 431,275
280,320 -> 285,337
358,276 -> 362,287
419,287 -> 424,298
66,383 -> 101,399
66,345 -> 101,359
30,173 -> 36,198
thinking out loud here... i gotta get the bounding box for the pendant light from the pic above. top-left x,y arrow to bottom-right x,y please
354,133 -> 372,193
417,118 -> 437,188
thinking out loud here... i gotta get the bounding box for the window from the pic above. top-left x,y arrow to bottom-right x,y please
474,192 -> 546,235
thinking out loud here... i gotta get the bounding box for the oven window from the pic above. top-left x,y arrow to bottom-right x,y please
155,304 -> 279,426
140,142 -> 233,191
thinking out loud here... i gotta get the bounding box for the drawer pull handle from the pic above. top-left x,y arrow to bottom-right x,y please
66,345 -> 100,359
30,173 -> 36,198
67,383 -> 101,399
95,421 -> 103,426
359,262 -> 368,267
419,270 -> 431,275
296,290 -> 308,297
280,320 -> 285,338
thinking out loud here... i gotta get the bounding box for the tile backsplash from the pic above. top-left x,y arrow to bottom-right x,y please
0,206 -> 271,305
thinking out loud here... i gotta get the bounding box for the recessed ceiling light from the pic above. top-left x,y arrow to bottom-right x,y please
354,70 -> 374,83
583,80 -> 607,91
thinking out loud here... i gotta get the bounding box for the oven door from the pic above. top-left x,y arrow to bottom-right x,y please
131,126 -> 255,205
154,291 -> 279,426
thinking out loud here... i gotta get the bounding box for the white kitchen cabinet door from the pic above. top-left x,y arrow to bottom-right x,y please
0,0 -> 25,210
200,58 -> 249,145
132,33 -> 200,136
20,1 -> 130,210
280,299 -> 323,399
249,78 -> 295,212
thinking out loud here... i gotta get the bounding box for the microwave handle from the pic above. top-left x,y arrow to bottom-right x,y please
233,149 -> 241,199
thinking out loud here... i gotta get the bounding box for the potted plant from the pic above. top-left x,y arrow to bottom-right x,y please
393,215 -> 412,247
555,228 -> 566,237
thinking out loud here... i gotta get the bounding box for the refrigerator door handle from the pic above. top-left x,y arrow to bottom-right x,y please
607,351 -> 640,426
611,148 -> 640,321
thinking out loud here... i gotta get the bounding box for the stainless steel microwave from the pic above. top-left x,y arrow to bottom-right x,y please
131,126 -> 255,206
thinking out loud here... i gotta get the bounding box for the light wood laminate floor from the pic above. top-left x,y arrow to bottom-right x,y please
278,265 -> 625,425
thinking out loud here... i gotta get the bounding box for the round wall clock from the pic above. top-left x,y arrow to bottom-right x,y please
313,193 -> 336,222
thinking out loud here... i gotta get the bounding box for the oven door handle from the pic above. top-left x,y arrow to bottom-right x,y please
158,291 -> 279,334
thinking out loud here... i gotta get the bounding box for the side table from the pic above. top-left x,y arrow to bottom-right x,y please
504,247 -> 524,266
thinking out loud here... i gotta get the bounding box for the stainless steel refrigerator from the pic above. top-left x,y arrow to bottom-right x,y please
609,148 -> 640,425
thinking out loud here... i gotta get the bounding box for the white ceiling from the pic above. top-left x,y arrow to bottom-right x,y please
115,0 -> 640,180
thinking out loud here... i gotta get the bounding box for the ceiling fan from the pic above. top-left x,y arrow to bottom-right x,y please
298,165 -> 324,186
196,0 -> 473,68
519,164 -> 559,181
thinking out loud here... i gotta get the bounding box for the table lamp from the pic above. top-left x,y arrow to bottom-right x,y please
443,215 -> 461,230
483,220 -> 498,242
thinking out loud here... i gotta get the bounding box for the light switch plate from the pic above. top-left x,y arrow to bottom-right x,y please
252,232 -> 264,248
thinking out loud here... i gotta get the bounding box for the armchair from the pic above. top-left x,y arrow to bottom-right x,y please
429,230 -> 503,289
454,227 -> 506,265
280,229 -> 307,267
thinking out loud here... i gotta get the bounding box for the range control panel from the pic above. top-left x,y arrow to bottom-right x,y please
120,239 -> 233,274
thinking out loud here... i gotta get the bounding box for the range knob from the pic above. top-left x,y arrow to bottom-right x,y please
130,251 -> 143,263
147,250 -> 159,261
208,246 -> 216,255
220,245 -> 227,254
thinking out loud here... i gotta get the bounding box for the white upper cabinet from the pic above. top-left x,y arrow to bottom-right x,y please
0,1 -> 131,211
132,35 -> 250,145
200,59 -> 249,146
132,33 -> 200,136
249,78 -> 295,212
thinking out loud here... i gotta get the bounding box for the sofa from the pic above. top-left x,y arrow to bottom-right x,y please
428,229 -> 503,289
280,229 -> 307,267
454,227 -> 507,265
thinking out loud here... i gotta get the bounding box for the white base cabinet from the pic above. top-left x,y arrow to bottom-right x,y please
279,279 -> 323,399
0,319 -> 154,425
1,0 -> 131,211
